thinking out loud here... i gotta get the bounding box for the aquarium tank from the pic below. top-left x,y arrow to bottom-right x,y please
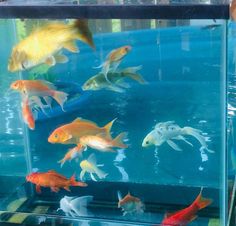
0,0 -> 231,226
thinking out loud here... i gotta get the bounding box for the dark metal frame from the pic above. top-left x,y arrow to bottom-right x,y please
0,4 -> 229,19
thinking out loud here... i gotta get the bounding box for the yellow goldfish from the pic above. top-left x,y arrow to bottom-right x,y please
99,45 -> 131,81
10,80 -> 68,111
79,132 -> 128,152
80,154 -> 108,181
8,19 -> 94,72
48,117 -> 116,145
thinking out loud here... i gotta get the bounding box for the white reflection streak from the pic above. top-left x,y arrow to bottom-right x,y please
154,147 -> 160,174
114,149 -> 129,182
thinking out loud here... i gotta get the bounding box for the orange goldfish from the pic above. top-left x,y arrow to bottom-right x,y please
117,191 -> 144,216
48,117 -> 116,145
26,170 -> 87,193
79,132 -> 128,152
22,98 -> 35,130
161,189 -> 212,226
58,144 -> 85,167
100,45 -> 131,81
8,19 -> 94,72
10,80 -> 68,111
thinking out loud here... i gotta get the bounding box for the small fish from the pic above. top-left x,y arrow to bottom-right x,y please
117,191 -> 144,216
79,132 -> 128,152
161,188 -> 212,226
82,66 -> 146,93
8,19 -> 94,72
58,195 -> 93,217
98,45 -> 131,81
48,117 -> 116,145
10,80 -> 68,111
80,154 -> 108,181
58,144 -> 85,167
22,97 -> 35,130
142,121 -> 214,153
26,170 -> 87,193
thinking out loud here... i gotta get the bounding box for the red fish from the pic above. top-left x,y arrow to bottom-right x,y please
26,170 -> 87,193
22,98 -> 35,130
161,189 -> 212,226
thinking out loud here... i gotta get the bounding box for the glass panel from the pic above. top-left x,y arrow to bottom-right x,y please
0,10 -> 227,226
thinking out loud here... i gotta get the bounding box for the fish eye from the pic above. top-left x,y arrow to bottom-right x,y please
54,134 -> 58,138
146,141 -> 149,145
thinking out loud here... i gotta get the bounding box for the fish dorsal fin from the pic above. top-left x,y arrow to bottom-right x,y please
87,153 -> 97,165
48,170 -> 57,174
38,80 -> 56,90
72,117 -> 98,126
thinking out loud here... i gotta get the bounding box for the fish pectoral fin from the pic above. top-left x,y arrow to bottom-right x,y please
45,56 -> 56,66
106,85 -> 125,93
36,185 -> 41,193
174,135 -> 193,147
54,54 -> 69,64
80,170 -> 86,181
189,215 -> 198,222
90,173 -> 97,181
166,140 -> 183,151
63,41 -> 79,53
63,186 -> 71,192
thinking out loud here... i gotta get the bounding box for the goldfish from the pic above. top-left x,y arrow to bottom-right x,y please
22,97 -> 35,130
80,154 -> 108,181
10,80 -> 68,111
48,117 -> 116,145
58,195 -> 93,217
82,66 -> 146,93
142,121 -> 214,153
58,144 -> 85,167
8,19 -> 94,72
26,170 -> 87,193
117,191 -> 144,216
79,132 -> 128,152
161,188 -> 212,226
98,45 -> 131,81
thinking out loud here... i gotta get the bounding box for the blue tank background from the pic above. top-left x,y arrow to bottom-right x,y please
24,25 -> 225,192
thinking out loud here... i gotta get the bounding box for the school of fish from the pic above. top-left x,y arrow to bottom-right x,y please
7,19 -> 215,225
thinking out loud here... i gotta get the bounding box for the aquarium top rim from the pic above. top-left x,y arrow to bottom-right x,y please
0,4 -> 229,19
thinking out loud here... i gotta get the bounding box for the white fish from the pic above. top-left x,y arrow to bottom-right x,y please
80,154 -> 108,181
57,195 -> 93,217
142,121 -> 214,153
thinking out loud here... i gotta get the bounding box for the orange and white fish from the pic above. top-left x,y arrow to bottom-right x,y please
80,154 -> 108,181
100,45 -> 131,81
10,80 -> 68,111
117,191 -> 144,216
22,97 -> 35,130
79,132 -> 128,152
26,170 -> 87,193
8,19 -> 94,72
161,188 -> 212,226
58,144 -> 85,168
48,117 -> 116,145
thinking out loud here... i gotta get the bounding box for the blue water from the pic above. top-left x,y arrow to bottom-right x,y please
0,19 -> 227,225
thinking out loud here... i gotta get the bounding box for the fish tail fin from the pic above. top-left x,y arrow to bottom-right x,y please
96,168 -> 108,180
117,191 -> 122,201
53,91 -> 68,111
195,188 -> 212,210
122,66 -> 147,84
74,19 -> 95,50
71,196 -> 93,216
57,158 -> 66,168
112,132 -> 128,149
102,118 -> 117,138
182,127 -> 214,153
70,174 -> 88,187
